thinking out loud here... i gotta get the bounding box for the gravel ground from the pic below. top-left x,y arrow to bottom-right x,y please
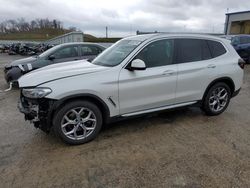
0,53 -> 250,188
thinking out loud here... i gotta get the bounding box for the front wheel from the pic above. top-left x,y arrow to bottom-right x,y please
202,83 -> 231,116
53,100 -> 103,145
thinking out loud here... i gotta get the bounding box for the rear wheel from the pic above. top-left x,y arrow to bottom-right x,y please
202,82 -> 231,116
53,100 -> 103,145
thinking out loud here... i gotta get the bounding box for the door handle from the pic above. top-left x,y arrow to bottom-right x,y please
162,70 -> 175,75
207,64 -> 216,69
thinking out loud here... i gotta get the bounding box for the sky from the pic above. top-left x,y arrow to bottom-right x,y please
0,0 -> 250,37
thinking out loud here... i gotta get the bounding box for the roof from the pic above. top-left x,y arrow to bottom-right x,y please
123,34 -> 158,41
57,42 -> 106,48
123,33 -> 227,42
232,34 -> 250,37
226,10 -> 250,15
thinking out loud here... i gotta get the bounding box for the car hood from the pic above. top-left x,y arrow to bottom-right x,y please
8,56 -> 37,67
18,59 -> 108,87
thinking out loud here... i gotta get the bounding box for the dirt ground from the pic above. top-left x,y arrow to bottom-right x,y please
0,53 -> 250,188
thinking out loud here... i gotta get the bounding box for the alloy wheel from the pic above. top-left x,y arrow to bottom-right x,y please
208,87 -> 229,112
61,107 -> 97,140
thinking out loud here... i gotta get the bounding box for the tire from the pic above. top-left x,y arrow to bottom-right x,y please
53,100 -> 103,145
202,82 -> 231,116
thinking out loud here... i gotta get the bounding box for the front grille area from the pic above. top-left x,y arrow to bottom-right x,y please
19,91 -> 56,132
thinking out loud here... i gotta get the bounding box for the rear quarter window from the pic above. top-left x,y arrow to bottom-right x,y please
207,40 -> 227,58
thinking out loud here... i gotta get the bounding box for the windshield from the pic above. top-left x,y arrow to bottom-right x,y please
92,39 -> 141,67
231,36 -> 239,45
38,45 -> 61,58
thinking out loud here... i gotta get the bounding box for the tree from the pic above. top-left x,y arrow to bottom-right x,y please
0,18 -> 75,34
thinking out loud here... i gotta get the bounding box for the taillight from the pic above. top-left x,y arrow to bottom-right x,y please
238,58 -> 245,69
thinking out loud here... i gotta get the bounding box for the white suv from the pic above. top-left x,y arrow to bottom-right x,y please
18,34 -> 244,144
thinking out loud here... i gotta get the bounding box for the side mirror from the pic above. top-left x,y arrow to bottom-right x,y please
48,55 -> 55,60
129,59 -> 146,71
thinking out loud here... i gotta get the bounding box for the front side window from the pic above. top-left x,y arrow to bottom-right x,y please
135,39 -> 174,68
38,45 -> 61,58
176,39 -> 212,63
53,46 -> 78,59
92,40 -> 141,67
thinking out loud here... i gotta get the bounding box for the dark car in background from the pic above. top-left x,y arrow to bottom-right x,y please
231,35 -> 250,63
4,42 -> 105,84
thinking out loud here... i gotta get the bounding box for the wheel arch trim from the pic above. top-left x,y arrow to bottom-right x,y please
51,93 -> 111,123
202,77 -> 235,101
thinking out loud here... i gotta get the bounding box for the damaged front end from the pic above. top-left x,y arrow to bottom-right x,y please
18,89 -> 55,133
4,63 -> 34,84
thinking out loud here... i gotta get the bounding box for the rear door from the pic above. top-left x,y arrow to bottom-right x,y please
175,38 -> 220,103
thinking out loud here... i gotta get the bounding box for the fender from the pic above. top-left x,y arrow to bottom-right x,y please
51,93 -> 111,122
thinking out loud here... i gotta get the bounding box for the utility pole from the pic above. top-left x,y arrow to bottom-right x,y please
225,8 -> 229,35
105,26 -> 108,38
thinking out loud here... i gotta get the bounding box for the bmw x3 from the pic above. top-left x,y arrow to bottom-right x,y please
18,34 -> 244,144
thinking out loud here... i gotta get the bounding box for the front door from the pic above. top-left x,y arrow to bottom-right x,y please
118,39 -> 177,114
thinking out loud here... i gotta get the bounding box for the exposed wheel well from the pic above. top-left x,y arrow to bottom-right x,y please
6,76 -> 12,83
202,77 -> 235,102
52,94 -> 110,124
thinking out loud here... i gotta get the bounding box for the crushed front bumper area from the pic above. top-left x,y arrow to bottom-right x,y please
4,66 -> 22,84
18,94 -> 55,133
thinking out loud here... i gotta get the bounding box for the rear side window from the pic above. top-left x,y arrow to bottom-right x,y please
240,36 -> 250,44
176,39 -> 212,63
207,40 -> 226,58
80,45 -> 103,56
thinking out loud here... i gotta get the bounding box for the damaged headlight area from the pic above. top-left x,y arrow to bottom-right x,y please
22,87 -> 52,99
18,91 -> 56,133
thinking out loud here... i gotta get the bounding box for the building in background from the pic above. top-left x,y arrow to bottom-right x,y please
224,11 -> 250,35
45,31 -> 84,45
